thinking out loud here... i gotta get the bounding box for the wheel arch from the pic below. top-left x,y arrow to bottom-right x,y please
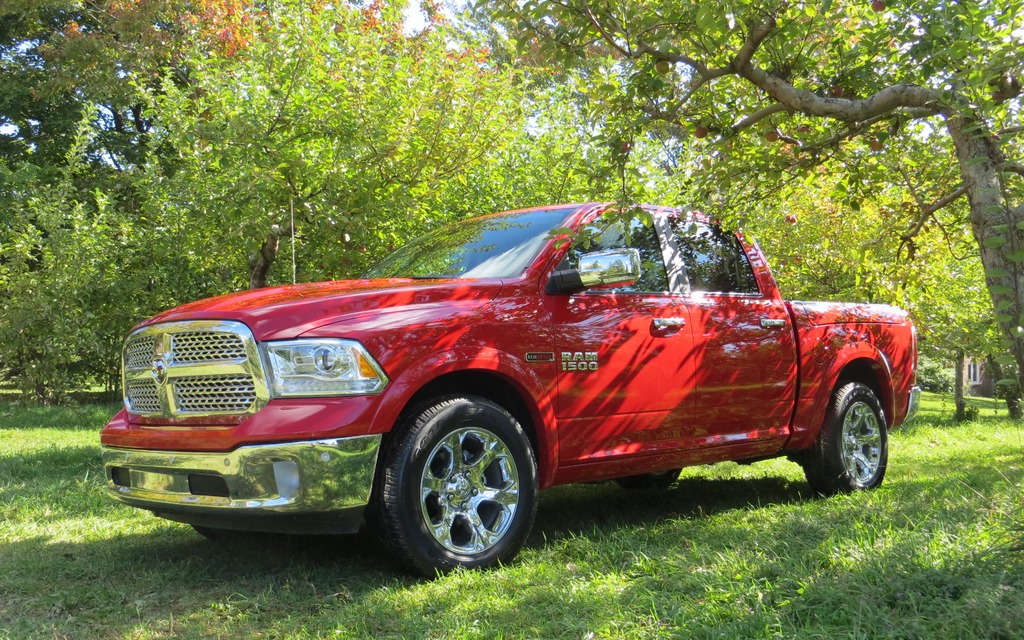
832,356 -> 894,428
788,344 -> 896,451
375,367 -> 556,489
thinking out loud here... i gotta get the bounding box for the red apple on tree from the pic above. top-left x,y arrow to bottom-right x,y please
765,130 -> 780,142
655,60 -> 671,74
871,0 -> 886,12
785,214 -> 798,224
694,125 -> 709,139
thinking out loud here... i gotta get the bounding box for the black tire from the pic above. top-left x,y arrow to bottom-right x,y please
615,468 -> 681,490
801,382 -> 888,495
370,395 -> 538,576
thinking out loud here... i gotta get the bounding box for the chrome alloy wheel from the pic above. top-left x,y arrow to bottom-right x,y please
419,427 -> 520,554
840,401 -> 883,485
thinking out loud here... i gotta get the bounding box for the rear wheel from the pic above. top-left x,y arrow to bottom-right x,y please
801,382 -> 888,495
371,396 -> 538,576
615,468 -> 681,490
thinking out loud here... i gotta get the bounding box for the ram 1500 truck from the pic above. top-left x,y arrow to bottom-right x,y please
100,203 -> 920,575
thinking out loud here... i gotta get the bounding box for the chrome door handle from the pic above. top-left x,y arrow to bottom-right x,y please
760,318 -> 787,328
653,318 -> 686,329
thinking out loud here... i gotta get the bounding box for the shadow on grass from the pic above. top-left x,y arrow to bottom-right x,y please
531,474 -> 810,544
5,413 -> 1024,638
0,525 -> 411,638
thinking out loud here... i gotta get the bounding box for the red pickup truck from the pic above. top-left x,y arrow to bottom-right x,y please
101,203 -> 919,575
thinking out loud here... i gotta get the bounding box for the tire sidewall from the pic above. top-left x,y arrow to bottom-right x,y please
387,397 -> 538,573
825,383 -> 888,491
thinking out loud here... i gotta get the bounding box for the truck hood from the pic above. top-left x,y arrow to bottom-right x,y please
139,278 -> 502,341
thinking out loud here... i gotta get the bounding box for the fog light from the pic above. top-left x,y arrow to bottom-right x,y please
273,461 -> 301,500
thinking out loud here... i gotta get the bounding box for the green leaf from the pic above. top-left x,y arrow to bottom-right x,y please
983,236 -> 1007,249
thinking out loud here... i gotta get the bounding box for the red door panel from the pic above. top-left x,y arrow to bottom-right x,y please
687,294 -> 797,447
549,292 -> 695,463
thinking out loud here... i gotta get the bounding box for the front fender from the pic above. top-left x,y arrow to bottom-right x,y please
365,346 -> 559,489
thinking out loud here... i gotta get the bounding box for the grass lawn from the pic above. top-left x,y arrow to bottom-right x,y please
1,393 -> 1023,639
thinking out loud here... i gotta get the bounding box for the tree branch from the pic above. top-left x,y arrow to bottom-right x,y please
898,163 -> 967,241
580,0 -> 631,59
927,184 -> 969,214
1002,162 -> 1024,178
636,40 -> 714,79
731,103 -> 790,132
729,15 -> 776,72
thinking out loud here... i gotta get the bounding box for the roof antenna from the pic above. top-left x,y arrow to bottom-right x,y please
290,194 -> 296,285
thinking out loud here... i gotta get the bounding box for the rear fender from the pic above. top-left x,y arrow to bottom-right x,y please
788,334 -> 894,450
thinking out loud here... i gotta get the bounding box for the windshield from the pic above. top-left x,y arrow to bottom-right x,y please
364,207 -> 576,279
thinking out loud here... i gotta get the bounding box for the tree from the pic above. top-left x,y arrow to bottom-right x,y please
145,0 -> 615,287
487,0 -> 1024,384
0,0 -> 628,399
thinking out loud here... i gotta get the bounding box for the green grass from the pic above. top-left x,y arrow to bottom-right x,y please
2,394 -> 1023,639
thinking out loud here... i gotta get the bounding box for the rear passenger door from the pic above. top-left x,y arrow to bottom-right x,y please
667,217 -> 798,449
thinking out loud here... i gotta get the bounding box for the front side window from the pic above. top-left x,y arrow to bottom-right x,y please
364,208 -> 576,279
565,216 -> 669,293
669,218 -> 759,294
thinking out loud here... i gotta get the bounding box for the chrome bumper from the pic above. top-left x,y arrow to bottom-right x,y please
905,386 -> 922,423
101,435 -> 381,534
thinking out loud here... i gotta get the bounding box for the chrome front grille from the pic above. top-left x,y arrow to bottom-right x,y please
125,336 -> 157,370
122,320 -> 270,419
170,332 -> 247,363
125,379 -> 161,414
174,374 -> 257,414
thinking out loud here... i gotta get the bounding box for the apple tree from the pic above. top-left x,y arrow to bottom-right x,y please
486,0 -> 1024,383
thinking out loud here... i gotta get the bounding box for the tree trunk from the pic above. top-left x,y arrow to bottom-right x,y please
944,115 -> 1024,399
248,223 -> 293,289
954,349 -> 966,422
985,354 -> 1023,420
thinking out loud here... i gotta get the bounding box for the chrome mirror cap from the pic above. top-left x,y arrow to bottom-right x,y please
577,248 -> 642,288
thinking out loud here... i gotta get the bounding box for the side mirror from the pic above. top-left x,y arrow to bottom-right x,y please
547,248 -> 642,294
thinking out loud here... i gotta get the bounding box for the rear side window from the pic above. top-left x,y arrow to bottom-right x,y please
669,219 -> 759,294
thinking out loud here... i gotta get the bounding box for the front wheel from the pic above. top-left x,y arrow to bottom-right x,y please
371,396 -> 538,576
801,382 -> 888,495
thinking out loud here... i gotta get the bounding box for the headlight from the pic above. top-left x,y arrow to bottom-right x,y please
262,339 -> 388,397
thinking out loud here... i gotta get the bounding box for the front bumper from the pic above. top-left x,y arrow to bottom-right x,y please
101,435 -> 381,534
905,386 -> 922,423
